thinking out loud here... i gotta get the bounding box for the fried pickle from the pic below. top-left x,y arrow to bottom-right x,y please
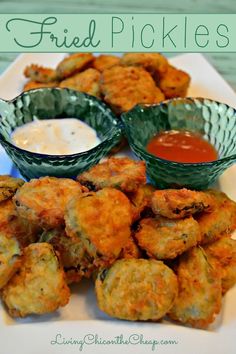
56,53 -> 94,79
0,176 -> 24,202
93,55 -> 120,72
59,68 -> 101,97
158,65 -> 190,98
0,231 -> 21,289
2,243 -> 70,317
121,53 -> 168,77
14,177 -> 86,230
65,188 -> 132,266
23,80 -> 59,92
24,64 -> 58,83
127,184 -> 155,222
204,234 -> 236,294
100,65 -> 164,114
196,190 -> 236,245
77,157 -> 146,193
119,237 -> 141,259
168,246 -> 222,329
95,259 -> 178,321
40,228 -> 95,284
151,188 -> 214,219
135,216 -> 200,259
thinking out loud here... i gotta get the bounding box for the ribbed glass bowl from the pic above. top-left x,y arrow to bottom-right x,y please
0,88 -> 122,180
121,97 -> 236,190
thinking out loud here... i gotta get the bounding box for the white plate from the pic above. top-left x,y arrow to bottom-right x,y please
0,53 -> 236,354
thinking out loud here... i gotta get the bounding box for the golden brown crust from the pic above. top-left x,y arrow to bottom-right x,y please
95,259 -> 178,321
135,216 -> 201,259
77,157 -> 146,193
93,55 -> 120,72
24,64 -> 58,83
100,65 -> 165,114
0,176 -> 24,202
121,53 -> 168,77
168,247 -> 222,329
56,53 -> 94,79
127,184 -> 155,222
2,243 -> 70,317
151,188 -> 214,219
13,177 -> 87,230
23,80 -> 59,91
119,237 -> 141,259
65,188 -> 132,266
59,68 -> 101,97
158,65 -> 190,98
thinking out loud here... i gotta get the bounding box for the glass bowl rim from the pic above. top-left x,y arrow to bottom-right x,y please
121,97 -> 236,167
0,87 -> 122,160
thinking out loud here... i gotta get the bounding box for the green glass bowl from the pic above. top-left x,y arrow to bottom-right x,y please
121,97 -> 236,190
0,88 -> 122,180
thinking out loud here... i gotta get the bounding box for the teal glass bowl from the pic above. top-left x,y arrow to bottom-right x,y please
0,88 -> 122,180
121,97 -> 236,190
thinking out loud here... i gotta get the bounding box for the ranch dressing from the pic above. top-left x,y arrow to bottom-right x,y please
11,118 -> 101,155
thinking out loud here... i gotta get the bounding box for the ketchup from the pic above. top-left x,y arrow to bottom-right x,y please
146,130 -> 218,163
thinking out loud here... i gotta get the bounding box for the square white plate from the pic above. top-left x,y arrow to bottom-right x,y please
0,53 -> 236,354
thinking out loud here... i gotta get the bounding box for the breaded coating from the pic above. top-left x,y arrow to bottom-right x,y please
196,190 -> 236,245
40,229 -> 94,284
93,55 -> 120,72
204,234 -> 236,294
59,68 -> 101,98
151,188 -> 214,219
127,184 -> 155,222
168,247 -> 222,329
158,65 -> 190,98
24,64 -> 58,83
65,188 -> 132,266
0,199 -> 39,247
100,65 -> 164,114
23,80 -> 59,92
77,157 -> 146,193
0,231 -> 21,289
2,243 -> 70,317
121,53 -> 168,77
56,53 -> 94,79
95,259 -> 178,321
135,216 -> 200,259
119,237 -> 141,259
0,176 -> 24,203
14,177 -> 86,230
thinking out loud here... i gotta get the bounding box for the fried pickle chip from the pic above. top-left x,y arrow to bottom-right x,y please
204,234 -> 236,294
0,231 -> 21,289
93,55 -> 120,72
151,188 -> 214,219
56,53 -> 94,79
77,157 -> 146,193
0,176 -> 24,202
100,65 -> 164,114
59,68 -> 101,97
2,243 -> 70,317
40,229 -> 94,284
121,53 -> 168,77
14,177 -> 86,230
95,258 -> 178,321
127,184 -> 155,222
197,190 -> 236,245
158,65 -> 190,98
23,80 -> 59,92
24,64 -> 58,83
0,199 -> 39,247
168,246 -> 222,329
135,216 -> 200,259
65,188 -> 132,266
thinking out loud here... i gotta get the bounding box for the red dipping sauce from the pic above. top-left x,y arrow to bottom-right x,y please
146,130 -> 218,163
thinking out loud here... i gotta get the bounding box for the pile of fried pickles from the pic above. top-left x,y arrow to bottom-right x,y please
0,157 -> 236,329
23,53 -> 190,114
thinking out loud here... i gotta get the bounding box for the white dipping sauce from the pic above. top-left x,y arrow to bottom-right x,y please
11,118 -> 101,155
